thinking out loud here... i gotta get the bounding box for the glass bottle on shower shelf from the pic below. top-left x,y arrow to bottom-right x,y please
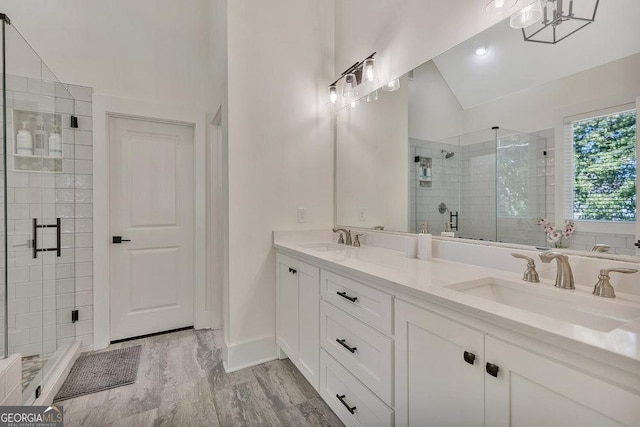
48,122 -> 62,158
16,121 -> 33,155
33,116 -> 46,156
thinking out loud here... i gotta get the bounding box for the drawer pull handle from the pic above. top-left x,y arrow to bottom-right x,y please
336,338 -> 357,353
337,291 -> 357,302
288,268 -> 297,274
463,351 -> 475,365
486,362 -> 499,378
336,394 -> 356,414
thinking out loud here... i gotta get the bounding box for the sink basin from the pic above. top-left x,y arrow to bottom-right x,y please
446,277 -> 640,332
299,242 -> 347,252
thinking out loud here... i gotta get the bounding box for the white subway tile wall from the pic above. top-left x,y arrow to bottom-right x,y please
0,77 -> 93,359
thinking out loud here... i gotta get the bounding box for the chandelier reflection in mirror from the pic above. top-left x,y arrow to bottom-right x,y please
515,0 -> 599,45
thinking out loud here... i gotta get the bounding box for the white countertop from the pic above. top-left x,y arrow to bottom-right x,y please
274,233 -> 640,375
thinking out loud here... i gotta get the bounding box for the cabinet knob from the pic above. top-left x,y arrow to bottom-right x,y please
463,351 -> 476,365
486,362 -> 499,377
336,394 -> 356,414
288,268 -> 297,274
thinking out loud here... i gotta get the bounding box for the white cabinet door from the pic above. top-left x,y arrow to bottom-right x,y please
276,255 -> 299,360
276,253 -> 320,390
395,300 -> 485,427
485,336 -> 640,427
297,260 -> 320,389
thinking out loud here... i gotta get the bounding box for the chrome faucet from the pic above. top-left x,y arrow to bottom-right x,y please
332,228 -> 352,246
592,268 -> 638,298
539,251 -> 575,289
511,253 -> 540,283
591,244 -> 611,253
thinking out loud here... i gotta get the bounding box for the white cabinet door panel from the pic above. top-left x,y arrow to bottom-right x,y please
395,299 -> 485,427
485,335 -> 640,427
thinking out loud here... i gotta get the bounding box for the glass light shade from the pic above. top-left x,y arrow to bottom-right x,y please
365,90 -> 378,103
381,78 -> 400,92
510,0 -> 543,28
362,58 -> 379,84
485,0 -> 517,14
328,85 -> 338,104
343,73 -> 358,98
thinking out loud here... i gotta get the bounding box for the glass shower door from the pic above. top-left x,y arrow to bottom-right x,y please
2,18 -> 75,404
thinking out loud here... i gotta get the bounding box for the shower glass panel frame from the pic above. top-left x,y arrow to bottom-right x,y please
411,127 -> 547,245
1,14 -> 77,404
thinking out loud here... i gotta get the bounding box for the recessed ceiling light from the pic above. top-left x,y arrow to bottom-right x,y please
475,46 -> 489,56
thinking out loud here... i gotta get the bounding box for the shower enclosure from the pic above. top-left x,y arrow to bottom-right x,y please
410,127 -> 549,246
1,14 -> 81,404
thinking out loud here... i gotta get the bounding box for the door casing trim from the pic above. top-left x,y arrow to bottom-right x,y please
93,95 -> 208,349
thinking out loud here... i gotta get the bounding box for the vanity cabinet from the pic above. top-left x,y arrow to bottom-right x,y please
395,299 -> 640,427
395,299 -> 485,427
275,253 -> 320,390
484,336 -> 640,427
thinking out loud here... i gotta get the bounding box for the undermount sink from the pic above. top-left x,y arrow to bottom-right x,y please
299,242 -> 347,252
446,277 -> 640,332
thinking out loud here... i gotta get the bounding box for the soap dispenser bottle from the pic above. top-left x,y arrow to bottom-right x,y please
417,222 -> 432,260
16,121 -> 34,155
48,123 -> 62,158
441,222 -> 455,238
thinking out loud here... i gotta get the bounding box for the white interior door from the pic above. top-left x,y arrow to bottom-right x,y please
109,116 -> 195,341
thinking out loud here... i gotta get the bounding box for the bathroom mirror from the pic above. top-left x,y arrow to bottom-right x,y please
335,0 -> 640,258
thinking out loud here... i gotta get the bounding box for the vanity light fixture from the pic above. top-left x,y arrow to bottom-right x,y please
485,0 -> 518,14
365,90 -> 378,103
362,58 -> 379,84
343,73 -> 358,98
514,0 -> 598,44
328,85 -> 338,104
327,51 -> 377,104
381,78 -> 400,92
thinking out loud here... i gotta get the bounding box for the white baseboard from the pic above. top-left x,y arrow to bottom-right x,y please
35,341 -> 81,406
222,335 -> 277,373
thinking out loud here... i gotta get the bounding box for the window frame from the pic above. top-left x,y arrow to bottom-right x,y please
560,102 -> 637,235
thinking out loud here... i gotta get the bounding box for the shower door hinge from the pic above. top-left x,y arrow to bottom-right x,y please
35,385 -> 41,399
0,14 -> 10,24
70,115 -> 79,128
72,310 -> 79,323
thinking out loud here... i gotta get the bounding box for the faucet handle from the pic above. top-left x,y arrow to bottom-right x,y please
511,253 -> 540,283
332,228 -> 345,244
593,268 -> 638,298
353,234 -> 364,247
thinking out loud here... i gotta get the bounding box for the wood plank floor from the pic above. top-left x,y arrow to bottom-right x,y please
57,329 -> 344,426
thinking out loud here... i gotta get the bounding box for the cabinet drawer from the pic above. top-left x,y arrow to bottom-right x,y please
320,350 -> 393,427
321,270 -> 393,335
321,301 -> 393,405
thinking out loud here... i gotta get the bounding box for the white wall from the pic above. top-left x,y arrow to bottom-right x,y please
0,0 -> 210,110
224,0 -> 334,368
336,78 -> 408,231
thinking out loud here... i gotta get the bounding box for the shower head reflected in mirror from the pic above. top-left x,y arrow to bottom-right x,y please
441,149 -> 455,159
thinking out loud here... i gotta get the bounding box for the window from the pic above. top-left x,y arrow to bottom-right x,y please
566,108 -> 637,223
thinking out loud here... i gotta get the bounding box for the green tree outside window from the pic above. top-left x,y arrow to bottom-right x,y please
573,110 -> 637,221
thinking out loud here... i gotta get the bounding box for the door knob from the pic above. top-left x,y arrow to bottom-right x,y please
112,236 -> 131,244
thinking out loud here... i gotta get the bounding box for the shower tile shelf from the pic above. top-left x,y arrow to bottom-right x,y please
10,108 -> 64,173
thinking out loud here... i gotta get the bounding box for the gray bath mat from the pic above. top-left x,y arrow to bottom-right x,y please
54,345 -> 142,402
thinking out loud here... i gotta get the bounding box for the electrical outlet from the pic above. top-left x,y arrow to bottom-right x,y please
297,208 -> 307,223
358,208 -> 366,221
